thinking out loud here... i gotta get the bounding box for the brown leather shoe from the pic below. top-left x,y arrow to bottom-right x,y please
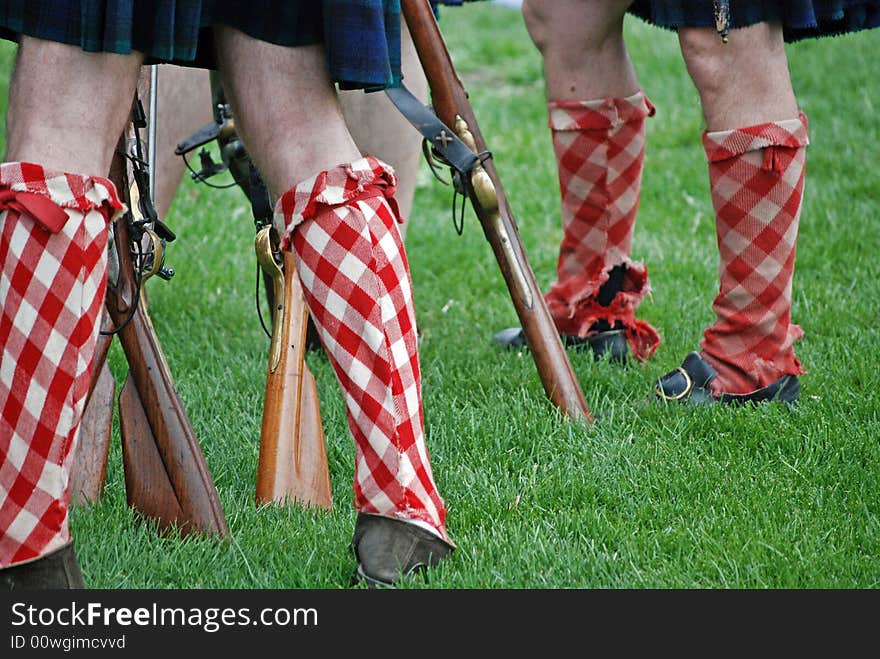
350,513 -> 454,588
0,543 -> 85,590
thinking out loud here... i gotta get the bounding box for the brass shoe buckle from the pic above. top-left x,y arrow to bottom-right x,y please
655,367 -> 694,401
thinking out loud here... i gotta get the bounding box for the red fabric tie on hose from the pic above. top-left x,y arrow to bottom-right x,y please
0,188 -> 69,233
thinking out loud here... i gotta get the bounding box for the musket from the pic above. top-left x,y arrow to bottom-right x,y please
175,73 -> 332,508
254,242 -> 332,508
71,363 -> 114,504
96,69 -> 229,537
393,0 -> 593,422
70,314 -> 115,505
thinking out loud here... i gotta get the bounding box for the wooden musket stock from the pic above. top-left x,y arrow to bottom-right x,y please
401,0 -> 592,421
72,313 -> 116,504
254,241 -> 332,509
204,79 -> 333,509
101,110 -> 229,538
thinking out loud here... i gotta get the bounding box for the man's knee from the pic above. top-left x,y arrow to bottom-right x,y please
7,37 -> 143,174
679,24 -> 787,96
522,0 -> 552,51
677,28 -> 726,98
523,0 -> 631,54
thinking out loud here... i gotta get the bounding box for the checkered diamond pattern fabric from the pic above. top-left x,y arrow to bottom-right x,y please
700,113 -> 809,394
275,157 -> 447,539
1,162 -> 123,567
543,91 -> 660,361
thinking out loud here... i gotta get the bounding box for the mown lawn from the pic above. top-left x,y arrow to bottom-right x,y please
1,6 -> 878,588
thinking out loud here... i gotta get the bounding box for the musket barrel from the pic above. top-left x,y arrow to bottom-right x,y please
401,0 -> 593,421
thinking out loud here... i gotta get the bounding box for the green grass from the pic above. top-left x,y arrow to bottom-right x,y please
2,7 -> 879,588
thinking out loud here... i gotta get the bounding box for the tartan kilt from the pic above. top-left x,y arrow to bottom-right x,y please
628,0 -> 879,41
0,0 -> 405,90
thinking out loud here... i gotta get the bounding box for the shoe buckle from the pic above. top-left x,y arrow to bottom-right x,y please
655,367 -> 694,401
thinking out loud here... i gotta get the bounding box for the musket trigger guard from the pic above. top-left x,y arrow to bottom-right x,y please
140,229 -> 164,282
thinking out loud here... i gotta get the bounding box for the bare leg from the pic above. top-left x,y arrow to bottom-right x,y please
506,0 -> 660,362
151,65 -> 214,219
522,0 -> 638,102
213,32 -> 360,194
679,23 -> 798,131
673,24 -> 807,396
214,28 -> 450,545
6,37 -> 143,175
339,21 -> 426,236
1,37 -> 140,574
152,23 -> 426,233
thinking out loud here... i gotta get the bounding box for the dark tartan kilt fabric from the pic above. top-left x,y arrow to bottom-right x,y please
628,0 -> 880,41
0,0 -> 407,90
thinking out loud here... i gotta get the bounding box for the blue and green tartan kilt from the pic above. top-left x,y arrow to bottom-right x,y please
627,0 -> 879,41
0,0 -> 410,90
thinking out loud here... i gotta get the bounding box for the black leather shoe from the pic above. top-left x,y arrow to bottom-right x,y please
492,326 -> 628,363
350,513 -> 454,588
655,351 -> 800,405
0,543 -> 85,590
